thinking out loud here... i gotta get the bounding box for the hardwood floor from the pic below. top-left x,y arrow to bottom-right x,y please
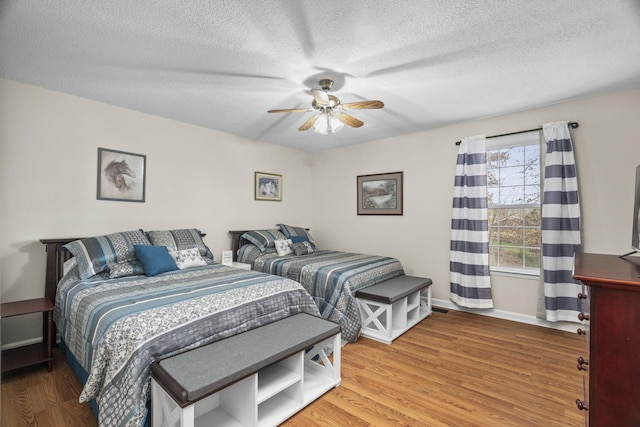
1,351 -> 98,427
1,310 -> 585,427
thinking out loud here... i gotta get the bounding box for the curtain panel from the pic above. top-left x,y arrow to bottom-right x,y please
450,135 -> 494,309
541,121 -> 582,322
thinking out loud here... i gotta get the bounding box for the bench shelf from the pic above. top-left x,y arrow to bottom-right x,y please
356,275 -> 432,344
151,314 -> 341,427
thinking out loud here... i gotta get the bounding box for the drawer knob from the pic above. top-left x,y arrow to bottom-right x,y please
576,399 -> 588,411
578,292 -> 588,300
578,312 -> 590,321
577,356 -> 589,371
577,328 -> 587,336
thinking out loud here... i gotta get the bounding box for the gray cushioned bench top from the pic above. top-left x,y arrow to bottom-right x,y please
355,275 -> 432,304
151,313 -> 340,406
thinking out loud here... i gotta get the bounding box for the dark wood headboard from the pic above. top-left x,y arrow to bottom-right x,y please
229,230 -> 254,262
40,238 -> 81,304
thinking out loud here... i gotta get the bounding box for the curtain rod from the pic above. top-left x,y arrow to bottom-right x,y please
454,121 -> 579,145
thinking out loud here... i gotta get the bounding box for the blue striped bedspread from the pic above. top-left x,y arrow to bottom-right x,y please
253,250 -> 404,342
53,264 -> 320,427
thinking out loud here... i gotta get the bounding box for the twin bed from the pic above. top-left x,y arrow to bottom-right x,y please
229,227 -> 404,342
42,226 -> 404,427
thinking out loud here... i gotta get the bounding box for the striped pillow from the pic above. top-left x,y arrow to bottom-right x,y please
64,229 -> 151,279
240,229 -> 286,252
146,229 -> 213,260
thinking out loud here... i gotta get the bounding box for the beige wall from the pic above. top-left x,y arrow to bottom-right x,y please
2,77 -> 639,345
309,88 -> 640,325
0,78 -> 313,345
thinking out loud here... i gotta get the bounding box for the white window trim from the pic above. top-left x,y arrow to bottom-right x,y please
487,130 -> 544,276
490,265 -> 541,279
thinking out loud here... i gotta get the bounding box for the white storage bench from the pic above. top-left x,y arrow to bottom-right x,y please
150,313 -> 341,427
355,275 -> 432,344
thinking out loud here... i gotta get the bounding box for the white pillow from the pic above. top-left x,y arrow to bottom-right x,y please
169,248 -> 207,269
274,239 -> 293,256
63,257 -> 77,276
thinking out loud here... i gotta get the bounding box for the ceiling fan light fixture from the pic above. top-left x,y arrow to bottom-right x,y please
312,114 -> 328,135
328,112 -> 344,134
313,111 -> 343,135
268,79 -> 383,135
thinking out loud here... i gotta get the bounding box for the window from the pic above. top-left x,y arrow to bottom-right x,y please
486,131 -> 541,275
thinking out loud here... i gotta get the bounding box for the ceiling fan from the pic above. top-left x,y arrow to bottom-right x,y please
267,79 -> 384,135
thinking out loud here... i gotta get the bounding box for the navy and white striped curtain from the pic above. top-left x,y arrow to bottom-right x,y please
541,121 -> 582,322
450,135 -> 494,309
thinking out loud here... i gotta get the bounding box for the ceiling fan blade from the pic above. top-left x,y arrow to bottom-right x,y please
335,112 -> 364,128
340,100 -> 384,110
311,89 -> 330,106
268,107 -> 313,113
298,115 -> 319,131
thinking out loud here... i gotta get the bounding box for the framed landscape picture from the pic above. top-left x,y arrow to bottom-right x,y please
357,171 -> 403,215
97,148 -> 146,202
255,171 -> 282,201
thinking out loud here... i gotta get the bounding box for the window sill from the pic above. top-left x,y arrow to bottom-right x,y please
490,267 -> 540,280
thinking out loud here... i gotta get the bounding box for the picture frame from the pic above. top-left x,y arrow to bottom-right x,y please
255,171 -> 282,201
357,171 -> 403,215
97,148 -> 146,202
221,250 -> 233,266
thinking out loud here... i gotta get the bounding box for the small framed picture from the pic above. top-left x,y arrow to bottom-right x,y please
357,171 -> 403,215
255,172 -> 282,201
221,250 -> 233,266
97,148 -> 146,202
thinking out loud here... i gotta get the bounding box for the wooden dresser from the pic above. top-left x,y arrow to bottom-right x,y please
573,253 -> 640,427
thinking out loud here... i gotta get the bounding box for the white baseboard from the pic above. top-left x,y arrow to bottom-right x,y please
432,298 -> 579,333
1,336 -> 43,351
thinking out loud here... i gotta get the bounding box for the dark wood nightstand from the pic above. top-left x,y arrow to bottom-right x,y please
1,297 -> 54,373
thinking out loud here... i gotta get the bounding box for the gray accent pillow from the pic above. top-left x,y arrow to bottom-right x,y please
146,229 -> 213,260
290,241 -> 315,256
240,229 -> 286,252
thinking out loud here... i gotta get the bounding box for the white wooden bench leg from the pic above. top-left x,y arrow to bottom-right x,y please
180,406 -> 194,427
331,333 -> 341,384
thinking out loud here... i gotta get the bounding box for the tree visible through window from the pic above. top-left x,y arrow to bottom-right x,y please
487,134 -> 541,273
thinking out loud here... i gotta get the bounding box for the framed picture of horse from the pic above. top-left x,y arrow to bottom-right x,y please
97,148 -> 146,202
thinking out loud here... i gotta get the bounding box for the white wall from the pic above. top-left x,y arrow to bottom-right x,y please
310,88 -> 640,324
2,77 -> 639,346
0,78 -> 312,345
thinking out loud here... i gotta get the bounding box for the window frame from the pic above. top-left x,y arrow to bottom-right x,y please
486,131 -> 543,277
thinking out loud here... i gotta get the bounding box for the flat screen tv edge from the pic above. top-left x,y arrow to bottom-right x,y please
620,164 -> 640,259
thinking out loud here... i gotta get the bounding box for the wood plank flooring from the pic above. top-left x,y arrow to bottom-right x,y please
1,310 -> 585,427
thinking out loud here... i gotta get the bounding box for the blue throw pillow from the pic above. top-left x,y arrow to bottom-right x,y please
290,235 -> 310,244
134,245 -> 178,276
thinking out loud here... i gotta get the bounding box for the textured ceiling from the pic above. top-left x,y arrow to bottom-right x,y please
2,1 -> 640,152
